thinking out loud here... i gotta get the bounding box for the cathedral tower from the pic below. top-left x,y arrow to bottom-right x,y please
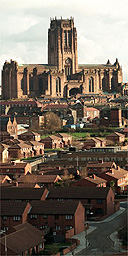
48,17 -> 78,75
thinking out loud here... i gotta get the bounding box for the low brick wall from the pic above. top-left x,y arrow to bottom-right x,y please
54,238 -> 80,256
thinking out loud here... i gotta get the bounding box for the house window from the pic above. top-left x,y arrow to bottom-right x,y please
3,226 -> 8,232
39,243 -> 43,249
2,216 -> 7,220
95,208 -> 103,214
97,199 -> 103,204
43,214 -> 48,219
56,225 -> 61,230
30,214 -> 37,219
65,215 -> 73,220
41,225 -> 47,229
65,226 -> 73,230
13,216 -> 21,221
55,215 -> 59,220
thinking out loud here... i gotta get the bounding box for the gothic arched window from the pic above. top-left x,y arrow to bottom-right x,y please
65,58 -> 72,76
89,77 -> 94,93
56,77 -> 61,94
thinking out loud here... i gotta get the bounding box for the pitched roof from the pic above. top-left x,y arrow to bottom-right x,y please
47,186 -> 110,199
105,169 -> 128,180
0,162 -> 28,169
17,174 -> 61,184
30,200 -> 80,215
0,223 -> 43,254
107,132 -> 125,137
43,104 -> 68,109
0,175 -> 11,183
86,161 -> 115,168
0,201 -> 30,216
85,176 -> 107,185
1,187 -> 46,200
58,133 -> 72,138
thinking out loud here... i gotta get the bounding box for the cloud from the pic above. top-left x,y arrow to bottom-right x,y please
0,0 -> 128,84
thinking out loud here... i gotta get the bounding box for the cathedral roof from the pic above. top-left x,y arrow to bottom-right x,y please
78,64 -> 116,69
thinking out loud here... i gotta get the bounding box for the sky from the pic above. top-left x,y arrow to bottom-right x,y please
0,0 -> 128,83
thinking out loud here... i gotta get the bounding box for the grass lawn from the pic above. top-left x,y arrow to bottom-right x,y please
39,242 -> 70,255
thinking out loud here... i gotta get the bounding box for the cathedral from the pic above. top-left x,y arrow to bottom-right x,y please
2,17 -> 123,99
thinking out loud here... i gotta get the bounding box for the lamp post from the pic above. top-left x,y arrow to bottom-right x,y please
84,221 -> 88,256
0,230 -> 7,256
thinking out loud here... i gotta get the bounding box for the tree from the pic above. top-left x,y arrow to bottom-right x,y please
80,167 -> 88,178
109,180 -> 115,191
44,112 -> 61,132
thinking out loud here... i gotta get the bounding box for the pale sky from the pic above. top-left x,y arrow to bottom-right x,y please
0,0 -> 128,83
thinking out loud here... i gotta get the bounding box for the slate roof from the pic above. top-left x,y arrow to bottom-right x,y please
1,187 -> 46,200
47,186 -> 110,199
30,200 -> 80,215
0,222 -> 44,254
0,201 -> 30,216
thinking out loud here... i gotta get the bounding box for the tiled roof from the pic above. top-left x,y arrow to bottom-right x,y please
43,104 -> 68,109
85,176 -> 107,185
47,186 -> 110,199
0,223 -> 43,254
17,174 -> 61,183
0,163 -> 28,169
86,161 -> 114,168
0,175 -> 11,183
1,187 -> 46,200
0,101 -> 37,105
30,200 -> 80,214
0,201 -> 30,215
107,132 -> 125,137
105,169 -> 128,180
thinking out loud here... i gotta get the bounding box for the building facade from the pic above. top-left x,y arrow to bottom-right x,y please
2,17 -> 123,99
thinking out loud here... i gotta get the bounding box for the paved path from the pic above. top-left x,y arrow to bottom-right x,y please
65,205 -> 127,256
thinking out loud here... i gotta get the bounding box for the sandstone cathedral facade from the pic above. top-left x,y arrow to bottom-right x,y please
2,17 -> 123,99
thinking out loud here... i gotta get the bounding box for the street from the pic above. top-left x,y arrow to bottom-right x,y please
76,202 -> 127,256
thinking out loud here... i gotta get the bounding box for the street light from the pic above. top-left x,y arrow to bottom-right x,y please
0,230 -> 7,256
84,221 -> 88,256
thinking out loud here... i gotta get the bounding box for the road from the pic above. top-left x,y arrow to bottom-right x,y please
76,202 -> 127,256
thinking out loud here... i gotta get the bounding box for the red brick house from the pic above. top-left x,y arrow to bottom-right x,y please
83,137 -> 106,150
26,141 -> 44,156
83,138 -> 101,150
8,142 -> 34,159
0,132 -> 13,142
0,222 -> 44,255
0,201 -> 31,231
86,160 -> 117,175
84,107 -> 100,120
1,187 -> 48,202
16,174 -> 62,188
98,167 -> 128,193
123,127 -> 128,137
0,162 -> 32,177
46,186 -> 116,220
18,131 -> 41,142
106,132 -> 125,144
0,143 -> 9,163
72,175 -> 107,187
0,175 -> 12,185
41,135 -> 63,149
56,133 -> 72,146
28,200 -> 85,236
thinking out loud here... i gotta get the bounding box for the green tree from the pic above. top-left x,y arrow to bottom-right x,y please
44,112 -> 61,132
